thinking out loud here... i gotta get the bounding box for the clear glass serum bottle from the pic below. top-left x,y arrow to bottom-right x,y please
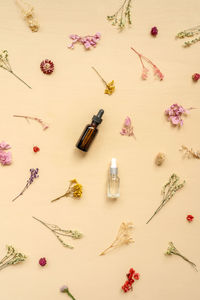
107,158 -> 120,199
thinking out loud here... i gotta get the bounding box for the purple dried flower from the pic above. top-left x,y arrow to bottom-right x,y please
12,168 -> 39,202
60,285 -> 76,300
68,33 -> 101,49
60,285 -> 68,292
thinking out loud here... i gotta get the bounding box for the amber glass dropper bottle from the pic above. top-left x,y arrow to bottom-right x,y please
76,109 -> 104,152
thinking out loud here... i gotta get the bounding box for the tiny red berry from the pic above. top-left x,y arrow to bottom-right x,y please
192,73 -> 200,82
151,26 -> 158,36
33,146 -> 40,153
186,214 -> 194,222
39,257 -> 47,266
134,273 -> 140,280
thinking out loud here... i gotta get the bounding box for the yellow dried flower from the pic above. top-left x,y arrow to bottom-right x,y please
105,80 -> 115,95
51,179 -> 82,202
92,67 -> 115,95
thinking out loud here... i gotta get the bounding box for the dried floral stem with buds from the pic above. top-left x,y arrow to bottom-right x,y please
92,67 -> 115,95
180,145 -> 200,159
131,47 -> 164,80
0,245 -> 26,271
13,115 -> 49,130
51,179 -> 82,203
100,222 -> 134,256
0,50 -> 31,88
146,174 -> 185,224
33,216 -> 82,249
16,0 -> 39,32
176,25 -> 200,47
165,242 -> 197,271
107,0 -> 132,30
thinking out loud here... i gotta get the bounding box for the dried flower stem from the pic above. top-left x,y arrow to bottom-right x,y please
0,50 -> 31,88
92,67 -> 115,95
0,245 -> 26,271
51,179 -> 82,203
13,115 -> 49,130
180,145 -> 200,159
107,0 -> 132,30
176,25 -> 200,47
165,242 -> 197,271
131,47 -> 164,80
146,174 -> 185,224
33,216 -> 82,249
16,0 -> 39,32
92,67 -> 107,85
100,222 -> 134,256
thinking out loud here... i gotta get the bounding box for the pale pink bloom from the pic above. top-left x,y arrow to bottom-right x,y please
165,103 -> 195,127
0,151 -> 12,165
68,33 -> 101,49
120,117 -> 135,137
0,141 -> 11,150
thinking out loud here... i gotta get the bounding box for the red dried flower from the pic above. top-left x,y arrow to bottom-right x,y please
39,257 -> 47,266
33,146 -> 40,153
192,73 -> 200,82
186,215 -> 194,222
151,26 -> 158,36
134,273 -> 140,280
40,59 -> 54,74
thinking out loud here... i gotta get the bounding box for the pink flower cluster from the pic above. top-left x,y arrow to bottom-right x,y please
68,33 -> 101,49
120,116 -> 135,137
0,141 -> 12,165
165,104 -> 188,126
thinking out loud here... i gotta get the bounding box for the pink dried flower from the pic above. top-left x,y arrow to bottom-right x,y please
131,47 -> 164,81
13,115 -> 49,130
40,59 -> 54,75
0,141 -> 11,150
165,104 -> 196,127
120,116 -> 135,137
192,73 -> 200,82
0,151 -> 12,165
68,33 -> 101,49
39,257 -> 47,266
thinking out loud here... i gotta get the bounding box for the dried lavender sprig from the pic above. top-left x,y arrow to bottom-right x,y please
0,50 -> 31,88
12,168 -> 39,202
0,245 -> 27,271
146,174 -> 185,224
32,216 -> 82,249
13,115 -> 49,130
165,242 -> 197,271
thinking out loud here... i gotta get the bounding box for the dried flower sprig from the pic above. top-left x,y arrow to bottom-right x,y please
0,141 -> 12,166
131,47 -> 164,80
176,25 -> 200,47
0,245 -> 27,271
68,33 -> 101,49
165,104 -> 196,127
92,67 -> 115,95
0,50 -> 31,88
146,174 -> 185,224
180,145 -> 200,159
16,0 -> 39,32
33,216 -> 82,249
107,0 -> 132,30
120,116 -> 135,137
122,268 -> 140,293
13,115 -> 49,130
155,152 -> 165,166
165,242 -> 197,271
60,285 -> 76,300
51,179 -> 82,203
100,222 -> 134,256
12,168 -> 39,202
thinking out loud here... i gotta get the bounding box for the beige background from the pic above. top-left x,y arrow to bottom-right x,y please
0,0 -> 200,299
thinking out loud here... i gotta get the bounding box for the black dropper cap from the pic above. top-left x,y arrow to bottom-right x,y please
92,109 -> 104,125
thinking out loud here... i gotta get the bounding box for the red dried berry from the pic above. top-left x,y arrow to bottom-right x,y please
192,73 -> 200,82
151,26 -> 158,36
134,273 -> 140,280
186,215 -> 194,222
40,59 -> 54,74
33,146 -> 40,153
39,257 -> 47,266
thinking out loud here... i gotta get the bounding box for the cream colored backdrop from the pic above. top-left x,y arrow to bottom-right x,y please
0,0 -> 200,299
